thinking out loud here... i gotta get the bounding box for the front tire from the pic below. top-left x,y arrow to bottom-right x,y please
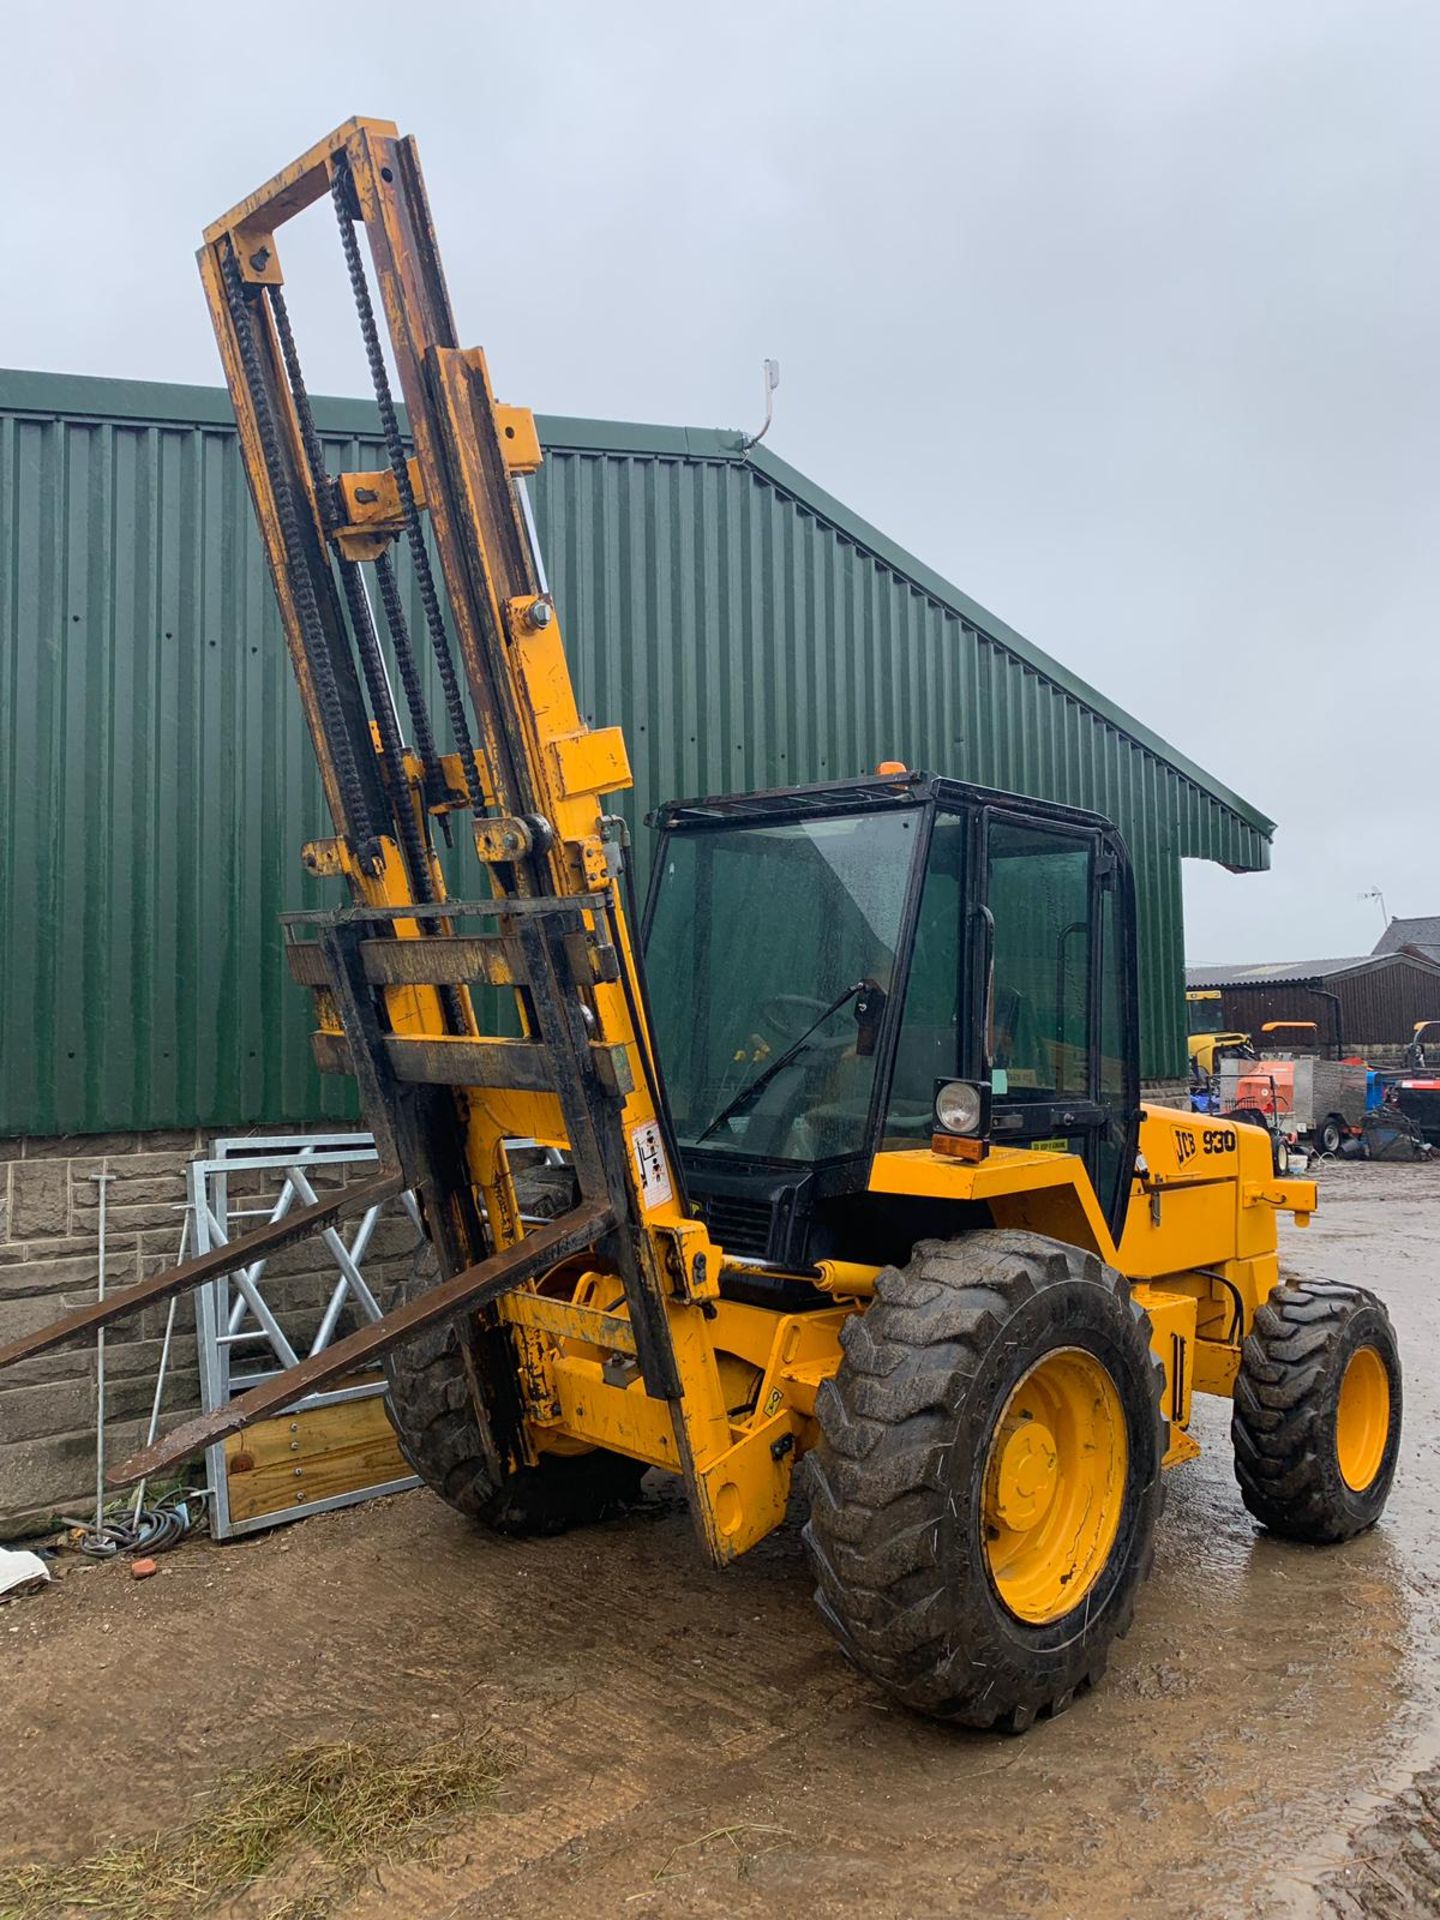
803,1230 -> 1167,1731
1316,1114 -> 1345,1156
1232,1280 -> 1401,1542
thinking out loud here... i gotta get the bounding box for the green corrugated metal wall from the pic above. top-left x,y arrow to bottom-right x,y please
0,369 -> 1272,1135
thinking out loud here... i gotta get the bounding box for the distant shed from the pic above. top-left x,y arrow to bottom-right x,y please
1186,952 -> 1440,1055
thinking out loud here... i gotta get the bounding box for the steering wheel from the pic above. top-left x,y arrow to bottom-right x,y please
756,994 -> 853,1054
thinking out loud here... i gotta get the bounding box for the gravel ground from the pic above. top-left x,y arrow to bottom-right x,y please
2,1157 -> 1437,1918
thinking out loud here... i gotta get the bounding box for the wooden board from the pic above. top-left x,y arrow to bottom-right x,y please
222,1385 -> 413,1527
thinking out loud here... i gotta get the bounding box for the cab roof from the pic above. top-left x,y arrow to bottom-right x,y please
649,770 -> 1119,839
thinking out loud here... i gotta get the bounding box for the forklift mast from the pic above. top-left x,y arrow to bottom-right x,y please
176,116 -> 741,1554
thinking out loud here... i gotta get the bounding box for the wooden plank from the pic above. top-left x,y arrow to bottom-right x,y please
312,1029 -> 353,1075
286,940 -> 331,987
223,1394 -> 411,1526
223,1374 -> 389,1468
384,1034 -> 553,1091
359,934 -> 516,988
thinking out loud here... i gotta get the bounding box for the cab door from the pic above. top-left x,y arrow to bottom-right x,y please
981,813 -> 1138,1235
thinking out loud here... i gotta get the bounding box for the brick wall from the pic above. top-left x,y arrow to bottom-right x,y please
0,1129 -> 420,1535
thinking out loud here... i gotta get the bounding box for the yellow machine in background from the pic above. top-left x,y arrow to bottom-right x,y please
1186,987 -> 1252,1077
0,119 -> 1404,1733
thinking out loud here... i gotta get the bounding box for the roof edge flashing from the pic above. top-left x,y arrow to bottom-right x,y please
0,364 -> 1275,848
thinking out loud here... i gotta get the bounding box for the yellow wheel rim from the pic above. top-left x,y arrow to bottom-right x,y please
982,1348 -> 1128,1626
1336,1345 -> 1390,1491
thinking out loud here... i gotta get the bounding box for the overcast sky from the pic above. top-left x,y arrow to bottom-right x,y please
7,3 -> 1435,964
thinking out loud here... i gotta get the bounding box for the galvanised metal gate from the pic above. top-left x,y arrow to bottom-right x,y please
191,1133 -> 421,1538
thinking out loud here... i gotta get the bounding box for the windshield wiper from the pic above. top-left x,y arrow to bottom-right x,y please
694,979 -> 873,1145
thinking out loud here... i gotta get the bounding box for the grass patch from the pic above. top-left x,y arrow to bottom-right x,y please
0,1727 -> 509,1920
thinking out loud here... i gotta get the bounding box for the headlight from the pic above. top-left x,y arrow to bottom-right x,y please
935,1079 -> 985,1136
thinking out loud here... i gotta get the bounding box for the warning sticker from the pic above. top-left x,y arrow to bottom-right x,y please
631,1119 -> 674,1210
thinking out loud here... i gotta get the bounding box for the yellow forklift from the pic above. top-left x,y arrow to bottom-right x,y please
0,120 -> 1402,1731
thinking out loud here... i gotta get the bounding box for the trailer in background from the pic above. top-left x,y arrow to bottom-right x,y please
1219,1056 -> 1369,1155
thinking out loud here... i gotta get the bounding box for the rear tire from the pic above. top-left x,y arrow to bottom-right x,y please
383,1309 -> 646,1535
1316,1115 -> 1344,1156
1232,1280 -> 1401,1543
803,1230 -> 1167,1730
383,1167 -> 646,1537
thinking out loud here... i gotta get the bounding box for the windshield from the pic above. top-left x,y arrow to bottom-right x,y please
644,810 -> 920,1160
1187,994 -> 1226,1037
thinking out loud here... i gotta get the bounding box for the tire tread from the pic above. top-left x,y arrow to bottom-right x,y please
803,1230 -> 1166,1728
1231,1280 -> 1400,1543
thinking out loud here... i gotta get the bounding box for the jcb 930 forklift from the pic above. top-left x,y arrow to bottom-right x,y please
2,119 -> 1402,1731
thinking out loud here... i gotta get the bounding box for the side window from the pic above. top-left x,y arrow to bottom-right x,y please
1094,869 -> 1133,1219
1098,879 -> 1126,1110
986,823 -> 1093,1101
884,817 -> 966,1141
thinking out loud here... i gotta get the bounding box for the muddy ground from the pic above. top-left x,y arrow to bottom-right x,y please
2,1159 -> 1437,1918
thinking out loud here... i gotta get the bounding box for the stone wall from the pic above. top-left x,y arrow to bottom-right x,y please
0,1129 -> 420,1535
1141,1078 -> 1193,1109
1353,1044 -> 1420,1071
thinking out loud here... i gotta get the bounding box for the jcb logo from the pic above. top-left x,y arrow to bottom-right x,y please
1174,1130 -> 1198,1166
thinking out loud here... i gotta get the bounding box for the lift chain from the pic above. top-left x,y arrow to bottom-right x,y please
264,283 -> 339,538
268,283 -> 446,800
219,245 -> 383,874
267,282 -> 472,1031
265,283 -> 454,827
330,158 -> 484,819
267,284 -> 438,893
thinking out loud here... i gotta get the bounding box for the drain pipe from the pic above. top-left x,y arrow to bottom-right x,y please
130,1211 -> 189,1528
88,1169 -> 116,1546
1314,986 -> 1345,1058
